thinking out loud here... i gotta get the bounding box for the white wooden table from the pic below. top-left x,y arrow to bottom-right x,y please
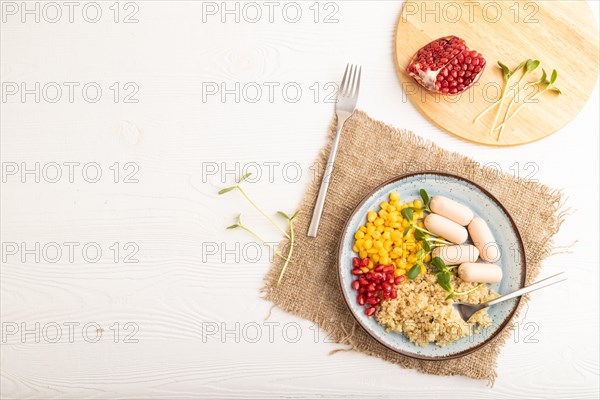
1,1 -> 598,398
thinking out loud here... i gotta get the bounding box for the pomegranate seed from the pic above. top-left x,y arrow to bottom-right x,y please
365,307 -> 376,317
359,277 -> 368,286
383,283 -> 391,291
469,50 -> 478,58
373,273 -> 383,281
375,265 -> 384,273
351,280 -> 360,291
383,265 -> 394,273
357,294 -> 366,305
359,287 -> 367,294
387,275 -> 395,284
352,257 -> 360,268
367,283 -> 376,292
391,289 -> 398,299
361,258 -> 370,267
366,297 -> 380,305
395,275 -> 406,284
352,268 -> 363,276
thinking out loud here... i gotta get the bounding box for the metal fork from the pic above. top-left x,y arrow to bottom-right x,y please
308,64 -> 361,237
453,272 -> 567,322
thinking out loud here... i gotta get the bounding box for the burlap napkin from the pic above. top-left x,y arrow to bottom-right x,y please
262,110 -> 563,382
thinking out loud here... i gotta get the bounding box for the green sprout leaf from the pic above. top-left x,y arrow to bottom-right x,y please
237,173 -> 252,184
445,293 -> 455,300
423,240 -> 431,252
407,264 -> 421,280
401,208 -> 414,222
551,87 -> 562,94
550,69 -> 558,85
431,256 -> 446,271
226,224 -> 239,229
277,211 -> 291,220
419,188 -> 430,208
218,186 -> 236,195
498,61 -> 510,78
290,210 -> 300,220
414,230 -> 426,241
403,226 -> 412,237
526,59 -> 540,72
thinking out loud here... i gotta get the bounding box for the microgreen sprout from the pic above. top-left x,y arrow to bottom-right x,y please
486,60 -> 528,136
430,257 -> 484,300
227,214 -> 291,263
401,207 -> 451,245
219,173 -> 290,239
473,60 -> 526,125
275,210 -> 300,286
496,68 -> 562,133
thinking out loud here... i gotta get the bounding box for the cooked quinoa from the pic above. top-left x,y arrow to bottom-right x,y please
376,273 -> 498,347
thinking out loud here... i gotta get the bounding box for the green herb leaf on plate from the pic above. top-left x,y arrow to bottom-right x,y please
419,188 -> 430,208
218,186 -> 236,195
401,208 -> 414,222
407,264 -> 421,280
237,173 -> 252,184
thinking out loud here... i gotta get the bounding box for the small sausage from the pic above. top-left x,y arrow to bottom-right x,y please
429,196 -> 474,226
432,244 -> 479,265
468,217 -> 500,262
458,263 -> 503,284
424,214 -> 468,245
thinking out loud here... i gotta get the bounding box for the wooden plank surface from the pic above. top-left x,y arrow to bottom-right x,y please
1,1 -> 598,398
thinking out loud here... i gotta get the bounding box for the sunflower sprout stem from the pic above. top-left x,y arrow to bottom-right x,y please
454,283 -> 485,296
238,186 -> 290,239
473,98 -> 502,123
489,84 -> 510,136
276,219 -> 295,286
496,88 -> 551,130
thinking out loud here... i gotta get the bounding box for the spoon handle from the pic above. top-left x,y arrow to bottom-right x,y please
484,272 -> 566,307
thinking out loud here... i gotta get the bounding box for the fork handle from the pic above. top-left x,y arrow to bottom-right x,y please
483,272 -> 566,308
307,121 -> 346,237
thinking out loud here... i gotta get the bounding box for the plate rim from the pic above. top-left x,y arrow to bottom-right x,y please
336,171 -> 527,361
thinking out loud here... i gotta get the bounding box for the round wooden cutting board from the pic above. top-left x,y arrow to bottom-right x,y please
395,1 -> 600,146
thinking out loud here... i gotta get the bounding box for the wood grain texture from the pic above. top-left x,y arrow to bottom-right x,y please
395,0 -> 600,146
1,1 -> 599,398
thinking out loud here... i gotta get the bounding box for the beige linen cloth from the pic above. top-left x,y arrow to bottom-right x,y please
262,110 -> 564,382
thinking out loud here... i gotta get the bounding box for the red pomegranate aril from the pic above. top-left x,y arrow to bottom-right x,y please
352,257 -> 360,268
391,288 -> 398,299
394,275 -> 406,284
373,273 -> 383,281
375,265 -> 384,273
383,265 -> 394,273
365,307 -> 376,317
361,258 -> 370,267
359,277 -> 368,286
357,294 -> 366,306
382,282 -> 391,291
359,287 -> 367,294
351,280 -> 360,291
366,297 -> 380,305
367,283 -> 376,292
352,268 -> 363,276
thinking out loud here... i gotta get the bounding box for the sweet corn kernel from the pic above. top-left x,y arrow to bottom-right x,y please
364,240 -> 373,249
380,255 -> 390,265
354,231 -> 365,240
374,218 -> 384,226
394,268 -> 403,277
380,202 -> 390,211
390,222 -> 401,229
391,230 -> 402,241
372,231 -> 381,240
402,220 -> 410,228
388,206 -> 396,213
424,254 -> 432,262
378,248 -> 387,258
371,254 -> 380,263
407,254 -> 417,264
367,248 -> 377,254
382,231 -> 391,240
368,260 -> 374,269
355,239 -> 364,249
352,245 -> 359,253
414,199 -> 423,209
376,225 -> 385,233
374,241 -> 383,250
359,250 -> 368,258
367,225 -> 376,235
389,192 -> 400,201
359,226 -> 367,233
367,211 -> 377,222
361,266 -> 370,273
420,264 -> 427,274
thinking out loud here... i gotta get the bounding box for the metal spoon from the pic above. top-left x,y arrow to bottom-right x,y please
452,272 -> 566,322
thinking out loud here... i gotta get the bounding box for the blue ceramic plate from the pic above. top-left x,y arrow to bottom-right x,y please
337,172 -> 526,360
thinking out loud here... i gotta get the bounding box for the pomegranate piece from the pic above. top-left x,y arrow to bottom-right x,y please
406,36 -> 486,95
